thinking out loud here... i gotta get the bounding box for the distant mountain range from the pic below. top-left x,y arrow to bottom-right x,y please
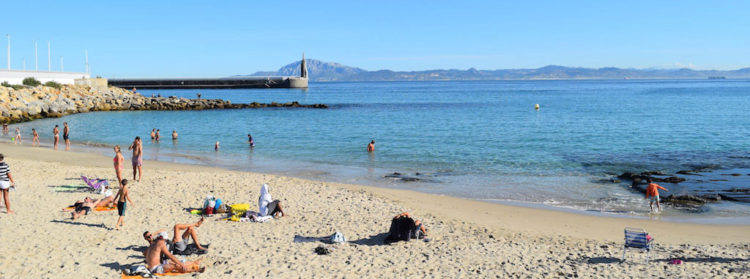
247,59 -> 750,82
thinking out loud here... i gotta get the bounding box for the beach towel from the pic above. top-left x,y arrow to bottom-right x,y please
223,211 -> 272,222
52,185 -> 89,192
80,176 -> 108,192
63,205 -> 117,212
121,270 -> 193,278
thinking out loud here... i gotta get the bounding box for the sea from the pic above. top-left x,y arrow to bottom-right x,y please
7,80 -> 750,223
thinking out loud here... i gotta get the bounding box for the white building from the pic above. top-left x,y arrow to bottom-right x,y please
0,69 -> 90,85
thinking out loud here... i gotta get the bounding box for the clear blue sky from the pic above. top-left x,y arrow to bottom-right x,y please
2,1 -> 748,77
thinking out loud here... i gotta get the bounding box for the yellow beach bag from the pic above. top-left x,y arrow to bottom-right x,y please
230,203 -> 250,215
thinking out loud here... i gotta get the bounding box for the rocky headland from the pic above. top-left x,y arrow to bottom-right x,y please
0,85 -> 327,124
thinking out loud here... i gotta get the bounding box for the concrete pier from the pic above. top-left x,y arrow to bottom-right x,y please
109,55 -> 309,89
109,76 -> 308,89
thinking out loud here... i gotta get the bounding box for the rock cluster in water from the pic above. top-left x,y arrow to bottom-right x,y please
617,170 -> 750,211
0,85 -> 327,124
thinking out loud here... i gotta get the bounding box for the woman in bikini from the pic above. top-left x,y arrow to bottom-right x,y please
53,125 -> 60,150
14,128 -> 21,144
113,145 -> 125,186
31,128 -> 40,146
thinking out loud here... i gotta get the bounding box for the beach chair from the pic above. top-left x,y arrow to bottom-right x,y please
622,227 -> 653,264
80,176 -> 109,193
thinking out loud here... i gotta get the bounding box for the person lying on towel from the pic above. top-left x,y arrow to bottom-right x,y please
143,231 -> 204,274
143,218 -> 208,254
64,195 -> 114,212
67,197 -> 114,220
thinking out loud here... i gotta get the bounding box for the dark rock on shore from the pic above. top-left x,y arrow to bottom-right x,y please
384,172 -> 440,183
660,195 -> 716,210
651,176 -> 687,183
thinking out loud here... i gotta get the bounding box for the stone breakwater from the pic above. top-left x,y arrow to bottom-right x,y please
0,85 -> 327,124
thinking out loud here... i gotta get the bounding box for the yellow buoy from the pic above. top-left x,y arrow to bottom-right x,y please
534,104 -> 540,110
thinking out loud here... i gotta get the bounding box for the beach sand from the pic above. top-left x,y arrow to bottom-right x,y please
0,143 -> 748,278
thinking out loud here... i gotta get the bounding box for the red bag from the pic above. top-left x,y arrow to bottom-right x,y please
204,206 -> 214,215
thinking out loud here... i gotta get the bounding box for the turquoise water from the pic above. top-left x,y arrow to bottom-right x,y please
7,80 -> 750,219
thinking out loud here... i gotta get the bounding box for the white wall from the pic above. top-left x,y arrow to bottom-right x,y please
0,70 -> 90,85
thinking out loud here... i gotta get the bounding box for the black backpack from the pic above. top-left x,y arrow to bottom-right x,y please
384,215 -> 418,244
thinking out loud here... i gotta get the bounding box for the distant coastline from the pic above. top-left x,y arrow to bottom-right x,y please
247,59 -> 750,82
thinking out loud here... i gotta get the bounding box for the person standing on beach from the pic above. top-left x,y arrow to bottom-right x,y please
31,128 -> 40,147
367,140 -> 375,152
128,137 -> 143,182
63,122 -> 70,151
2,123 -> 8,135
113,179 -> 133,230
247,134 -> 254,147
172,130 -> 178,140
645,178 -> 668,213
155,129 -> 161,141
214,141 -> 220,151
113,145 -> 125,186
0,154 -> 17,214
13,128 -> 21,144
53,125 -> 59,150
150,129 -> 156,140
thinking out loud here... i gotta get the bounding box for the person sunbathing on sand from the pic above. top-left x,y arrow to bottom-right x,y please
70,197 -> 97,220
144,231 -> 205,274
258,183 -> 285,218
143,218 -> 208,253
66,196 -> 115,217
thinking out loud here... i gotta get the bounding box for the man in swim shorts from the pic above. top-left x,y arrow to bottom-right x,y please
63,122 -> 70,151
128,137 -> 143,181
144,231 -> 204,274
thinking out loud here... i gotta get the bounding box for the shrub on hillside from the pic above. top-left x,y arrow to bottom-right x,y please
44,81 -> 62,89
1,81 -> 11,87
22,77 -> 41,87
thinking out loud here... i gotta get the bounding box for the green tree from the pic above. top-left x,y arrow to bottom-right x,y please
22,77 -> 41,87
44,81 -> 62,89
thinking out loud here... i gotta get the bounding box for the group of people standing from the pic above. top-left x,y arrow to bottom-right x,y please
149,128 -> 179,142
3,122 -> 70,150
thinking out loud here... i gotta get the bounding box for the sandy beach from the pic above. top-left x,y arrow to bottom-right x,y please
0,143 -> 748,278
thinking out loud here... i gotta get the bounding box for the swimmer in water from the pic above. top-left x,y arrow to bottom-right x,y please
367,140 -> 375,152
215,141 -> 220,151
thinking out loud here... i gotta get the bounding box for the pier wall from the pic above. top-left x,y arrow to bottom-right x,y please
0,70 -> 90,85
